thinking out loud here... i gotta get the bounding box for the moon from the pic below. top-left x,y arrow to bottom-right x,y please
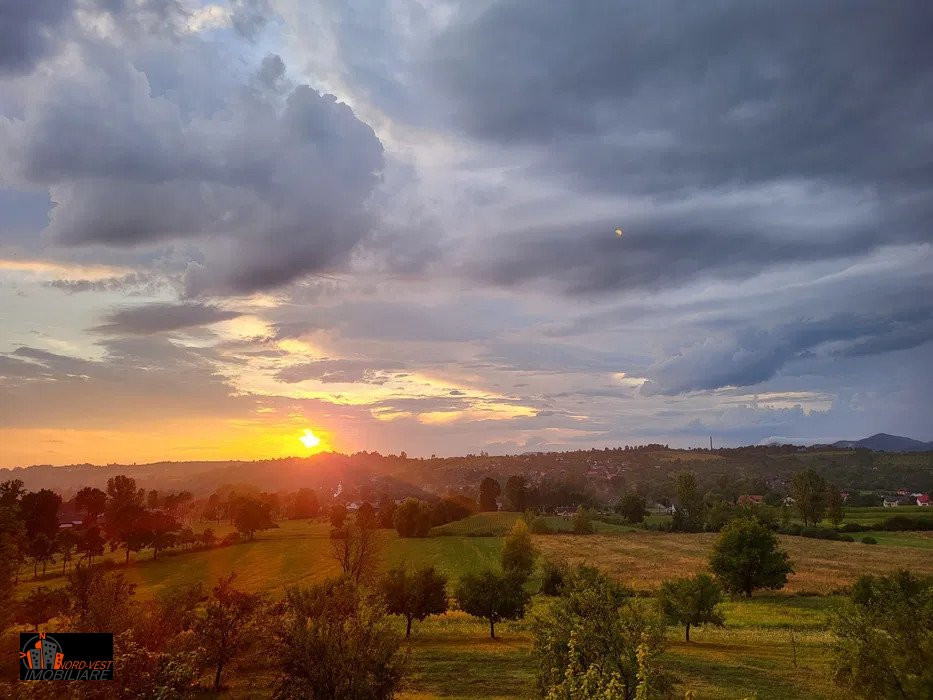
299,428 -> 321,449
615,227 -> 624,237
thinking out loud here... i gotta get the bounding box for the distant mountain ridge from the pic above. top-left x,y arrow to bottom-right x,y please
830,433 -> 933,452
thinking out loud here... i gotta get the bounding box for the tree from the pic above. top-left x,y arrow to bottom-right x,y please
75,486 -> 107,524
572,506 -> 594,534
615,491 -> 646,524
145,510 -> 181,559
826,484 -> 845,527
76,524 -> 106,564
330,518 -> 382,584
501,520 -> 536,581
273,577 -> 406,699
21,488 -> 62,541
479,477 -> 501,512
231,496 -> 274,540
455,569 -> 529,638
505,475 -> 529,512
791,468 -> 828,526
657,573 -> 725,642
289,488 -> 320,519
197,573 -> 265,692
830,570 -> 932,699
55,528 -> 80,575
0,505 -> 23,634
672,472 -> 703,532
377,494 -> 396,528
709,518 -> 793,597
530,565 -> 668,700
393,498 -> 432,538
329,502 -> 348,529
15,586 -> 68,631
201,527 -> 216,547
379,564 -> 448,637
356,501 -> 377,529
105,475 -> 146,563
65,566 -> 137,633
28,532 -> 56,578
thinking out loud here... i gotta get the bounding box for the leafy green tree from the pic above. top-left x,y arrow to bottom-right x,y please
539,559 -> 566,596
657,573 -> 725,641
826,484 -> 845,527
673,472 -> 704,532
197,573 -> 265,692
273,577 -> 406,699
572,506 -> 594,534
709,518 -> 793,597
616,491 -> 647,524
479,477 -> 501,512
530,565 -> 668,700
791,468 -> 828,526
379,564 -> 448,637
393,498 -> 432,538
501,520 -> 536,581
505,475 -> 529,512
231,496 -> 274,540
455,569 -> 529,638
830,570 -> 932,699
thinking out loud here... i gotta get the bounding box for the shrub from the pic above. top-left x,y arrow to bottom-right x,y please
539,559 -> 566,596
861,536 -> 877,545
528,516 -> 553,534
840,534 -> 855,542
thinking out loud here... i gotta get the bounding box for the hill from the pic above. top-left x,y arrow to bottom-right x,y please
831,433 -> 933,452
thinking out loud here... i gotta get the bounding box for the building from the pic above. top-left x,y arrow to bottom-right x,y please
737,495 -> 764,506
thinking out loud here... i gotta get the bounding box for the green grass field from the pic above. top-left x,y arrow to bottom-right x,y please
11,515 -> 933,697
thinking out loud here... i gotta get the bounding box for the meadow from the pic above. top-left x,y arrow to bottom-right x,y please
13,511 -> 933,698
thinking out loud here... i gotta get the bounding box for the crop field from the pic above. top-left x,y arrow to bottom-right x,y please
533,530 -> 933,594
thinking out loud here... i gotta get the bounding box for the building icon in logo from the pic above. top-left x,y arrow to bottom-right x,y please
21,633 -> 64,671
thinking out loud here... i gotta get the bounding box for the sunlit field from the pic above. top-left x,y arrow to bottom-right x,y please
10,515 -> 931,697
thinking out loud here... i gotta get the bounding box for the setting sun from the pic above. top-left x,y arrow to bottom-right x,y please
298,428 -> 321,450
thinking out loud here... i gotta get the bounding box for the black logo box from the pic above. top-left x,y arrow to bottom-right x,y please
20,633 -> 113,681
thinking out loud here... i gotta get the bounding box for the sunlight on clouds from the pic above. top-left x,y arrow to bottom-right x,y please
0,258 -> 128,280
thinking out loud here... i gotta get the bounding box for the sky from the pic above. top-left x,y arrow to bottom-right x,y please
1,0 -> 931,467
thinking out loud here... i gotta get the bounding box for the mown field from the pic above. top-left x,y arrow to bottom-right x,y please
12,511 -> 933,698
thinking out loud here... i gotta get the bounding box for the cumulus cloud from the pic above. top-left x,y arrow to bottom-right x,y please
0,2 -> 384,297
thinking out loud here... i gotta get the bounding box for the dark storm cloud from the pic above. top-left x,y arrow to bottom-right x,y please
433,1 -> 933,292
642,307 -> 933,396
1,3 -> 385,296
90,303 -> 242,335
0,0 -> 74,75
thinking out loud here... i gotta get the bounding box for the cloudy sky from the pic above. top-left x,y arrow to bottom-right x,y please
1,0 -> 931,467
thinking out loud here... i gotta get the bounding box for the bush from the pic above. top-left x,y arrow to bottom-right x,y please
840,534 -> 855,542
539,559 -> 565,596
841,523 -> 870,533
861,536 -> 877,545
528,516 -> 553,534
881,516 -> 933,531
